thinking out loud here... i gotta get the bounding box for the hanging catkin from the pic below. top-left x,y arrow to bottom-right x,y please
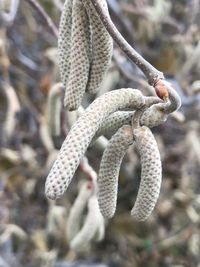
64,0 -> 91,110
131,126 -> 162,221
45,89 -> 145,200
70,195 -> 104,250
58,0 -> 73,87
98,125 -> 134,218
83,0 -> 113,94
47,83 -> 63,137
67,181 -> 92,241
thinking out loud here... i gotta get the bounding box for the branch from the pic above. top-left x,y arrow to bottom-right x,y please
26,0 -> 59,38
90,0 -> 164,86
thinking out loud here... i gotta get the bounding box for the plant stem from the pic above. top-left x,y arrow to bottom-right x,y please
90,0 -> 164,86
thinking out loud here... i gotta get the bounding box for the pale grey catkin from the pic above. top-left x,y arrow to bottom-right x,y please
45,89 -> 145,200
131,126 -> 162,221
67,181 -> 92,241
64,0 -> 91,110
58,0 -> 73,87
47,83 -> 63,137
70,195 -> 104,250
93,107 -> 166,142
98,125 -> 134,218
83,0 -> 113,94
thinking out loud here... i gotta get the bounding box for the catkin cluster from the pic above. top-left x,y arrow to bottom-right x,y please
58,0 -> 113,110
45,87 -> 181,221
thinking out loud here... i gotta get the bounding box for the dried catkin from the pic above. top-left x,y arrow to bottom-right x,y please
70,195 -> 104,250
45,89 -> 145,200
98,125 -> 134,218
64,0 -> 91,110
131,126 -> 162,221
58,0 -> 73,87
67,181 -> 92,241
83,0 -> 113,94
47,83 -> 63,137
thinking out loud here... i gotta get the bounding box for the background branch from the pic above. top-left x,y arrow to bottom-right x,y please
90,0 -> 164,86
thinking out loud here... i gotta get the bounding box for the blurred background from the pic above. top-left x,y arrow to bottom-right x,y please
0,0 -> 200,266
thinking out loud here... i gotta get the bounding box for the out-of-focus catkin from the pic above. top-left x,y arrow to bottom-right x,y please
45,89 -> 145,200
83,0 -> 113,94
67,181 -> 92,241
70,195 -> 104,251
131,126 -> 162,221
98,125 -> 134,218
47,83 -> 63,137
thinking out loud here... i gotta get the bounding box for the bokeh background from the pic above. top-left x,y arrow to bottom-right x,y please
0,0 -> 200,266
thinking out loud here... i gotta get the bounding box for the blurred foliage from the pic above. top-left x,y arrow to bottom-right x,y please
0,0 -> 200,267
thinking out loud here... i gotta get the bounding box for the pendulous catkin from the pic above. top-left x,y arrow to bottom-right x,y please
70,195 -> 104,250
98,125 -> 134,218
83,0 -> 113,94
45,89 -> 145,200
58,0 -> 73,87
47,83 -> 63,137
64,0 -> 91,110
131,126 -> 162,221
67,181 -> 92,241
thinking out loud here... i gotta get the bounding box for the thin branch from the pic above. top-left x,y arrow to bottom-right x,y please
25,0 -> 59,38
90,0 -> 164,86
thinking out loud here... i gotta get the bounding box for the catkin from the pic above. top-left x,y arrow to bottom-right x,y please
93,105 -> 167,142
47,83 -> 63,137
83,0 -> 113,93
64,0 -> 91,110
45,89 -> 145,200
98,125 -> 134,218
70,195 -> 104,250
58,0 -> 73,87
67,181 -> 92,241
131,126 -> 162,221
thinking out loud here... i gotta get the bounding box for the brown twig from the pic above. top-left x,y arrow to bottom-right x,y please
90,0 -> 164,86
25,0 -> 59,38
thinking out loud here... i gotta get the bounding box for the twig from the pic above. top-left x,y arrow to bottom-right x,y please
25,0 -> 59,38
90,0 -> 164,86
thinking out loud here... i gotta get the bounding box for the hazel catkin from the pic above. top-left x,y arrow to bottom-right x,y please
83,0 -> 113,94
64,0 -> 91,110
45,89 -> 145,200
98,125 -> 134,218
131,126 -> 162,221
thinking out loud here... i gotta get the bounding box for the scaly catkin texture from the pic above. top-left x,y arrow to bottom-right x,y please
64,0 -> 91,110
98,125 -> 134,218
58,0 -> 73,87
92,105 -> 167,142
67,182 -> 92,241
70,195 -> 104,250
131,126 -> 162,221
83,0 -> 113,94
45,89 -> 145,200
